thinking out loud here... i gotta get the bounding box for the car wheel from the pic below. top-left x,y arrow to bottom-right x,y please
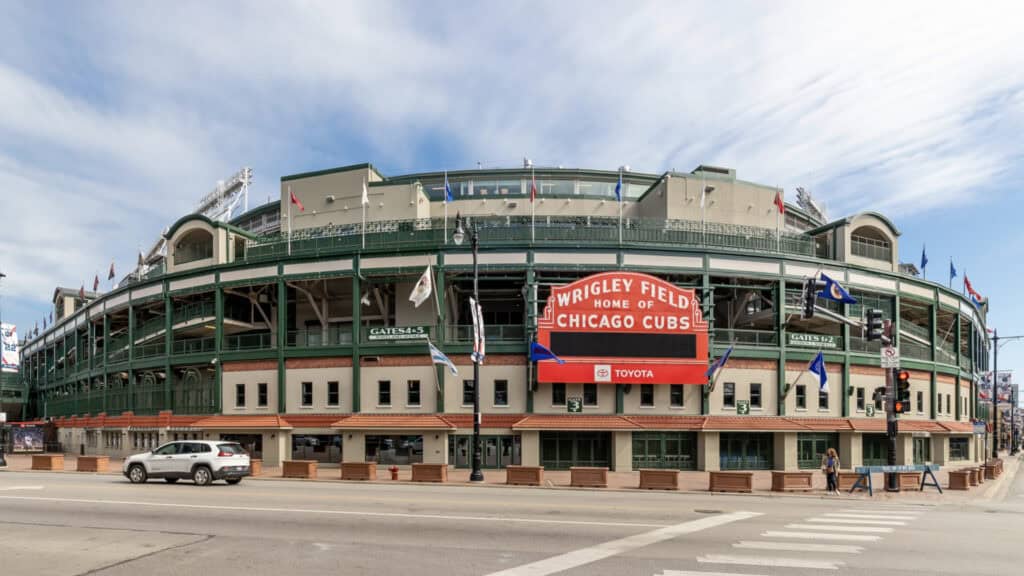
225,478 -> 242,485
164,478 -> 179,484
128,464 -> 148,484
192,466 -> 213,486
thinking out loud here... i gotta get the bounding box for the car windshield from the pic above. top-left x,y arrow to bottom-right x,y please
216,443 -> 246,455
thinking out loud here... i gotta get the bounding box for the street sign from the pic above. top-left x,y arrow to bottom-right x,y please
880,346 -> 899,368
865,405 -> 875,417
736,400 -> 750,415
567,397 -> 583,414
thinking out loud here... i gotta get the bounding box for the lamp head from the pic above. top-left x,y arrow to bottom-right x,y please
453,213 -> 466,246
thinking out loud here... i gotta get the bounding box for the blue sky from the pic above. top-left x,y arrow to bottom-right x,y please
1,1 -> 1023,381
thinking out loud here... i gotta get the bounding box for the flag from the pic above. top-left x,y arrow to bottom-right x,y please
964,275 -> 983,301
530,341 -> 565,364
614,172 -> 622,202
428,340 -> 458,375
444,173 -> 453,203
93,274 -> 99,292
289,188 -> 304,211
920,245 -> 928,273
408,266 -> 433,308
530,172 -> 538,203
469,297 -> 485,363
137,250 -> 144,267
49,311 -> 52,324
774,190 -> 785,214
808,351 -> 828,392
705,346 -> 734,379
817,273 -> 857,304
78,284 -> 85,300
361,179 -> 370,206
949,260 -> 957,283
108,261 -> 116,280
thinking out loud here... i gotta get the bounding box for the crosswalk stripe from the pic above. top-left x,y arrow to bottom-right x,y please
698,554 -> 843,570
655,571 -> 767,576
825,513 -> 918,520
841,507 -> 925,513
734,541 -> 863,554
806,517 -> 906,526
787,523 -> 894,533
762,531 -> 881,542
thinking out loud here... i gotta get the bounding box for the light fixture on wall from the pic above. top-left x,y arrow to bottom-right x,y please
360,292 -> 371,307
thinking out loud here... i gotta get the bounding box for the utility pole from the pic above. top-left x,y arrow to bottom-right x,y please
883,319 -> 899,491
989,331 -> 1024,459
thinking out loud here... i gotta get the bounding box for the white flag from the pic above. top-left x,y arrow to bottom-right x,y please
362,179 -> 370,206
469,297 -> 485,364
409,266 -> 432,308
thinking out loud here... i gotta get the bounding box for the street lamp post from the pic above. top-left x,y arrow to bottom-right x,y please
453,214 -> 483,482
990,330 -> 1024,459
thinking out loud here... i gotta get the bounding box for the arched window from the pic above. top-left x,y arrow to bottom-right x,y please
850,226 -> 891,262
174,228 -> 214,265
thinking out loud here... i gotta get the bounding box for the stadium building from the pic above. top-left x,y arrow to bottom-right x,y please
17,162 -> 992,471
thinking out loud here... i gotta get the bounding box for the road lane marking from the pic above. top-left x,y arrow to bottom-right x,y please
806,517 -> 906,526
483,511 -> 761,576
733,541 -> 863,554
786,524 -> 893,533
840,507 -> 926,513
824,513 -> 918,520
0,486 -> 44,491
0,495 -> 669,529
656,571 -> 767,576
698,554 -> 843,570
762,531 -> 881,542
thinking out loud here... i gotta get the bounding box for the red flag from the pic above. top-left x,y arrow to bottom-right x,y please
530,173 -> 537,203
93,274 -> 99,292
290,189 -> 305,211
79,284 -> 85,300
108,260 -> 116,280
774,190 -> 785,214
964,276 -> 982,300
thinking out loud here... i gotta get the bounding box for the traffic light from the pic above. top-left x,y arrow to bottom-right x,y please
865,308 -> 884,341
801,277 -> 826,319
895,369 -> 911,413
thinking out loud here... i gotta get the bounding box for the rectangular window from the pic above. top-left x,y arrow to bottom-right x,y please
407,380 -> 421,406
796,385 -> 806,409
670,384 -> 684,408
463,380 -> 474,405
301,382 -> 313,407
856,387 -> 865,410
947,394 -> 951,414
937,393 -> 942,414
874,387 -> 883,411
552,383 -> 566,406
235,383 -> 245,408
950,437 -> 969,460
494,379 -> 508,407
917,391 -> 924,413
723,382 -> 735,408
640,384 -> 654,407
750,383 -> 762,409
327,381 -> 340,406
378,380 -> 391,406
583,383 -> 598,406
819,388 -> 829,410
257,383 -> 268,407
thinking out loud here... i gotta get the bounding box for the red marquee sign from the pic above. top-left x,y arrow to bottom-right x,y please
536,271 -> 709,385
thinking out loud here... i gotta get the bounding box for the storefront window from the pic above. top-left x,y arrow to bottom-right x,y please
366,435 -> 423,465
632,432 -> 696,470
291,434 -> 342,463
949,437 -> 969,460
540,432 -> 610,470
221,433 -> 263,459
797,433 -> 838,469
719,432 -> 773,470
863,434 -> 887,466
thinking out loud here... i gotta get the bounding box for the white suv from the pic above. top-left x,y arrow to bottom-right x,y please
123,440 -> 251,486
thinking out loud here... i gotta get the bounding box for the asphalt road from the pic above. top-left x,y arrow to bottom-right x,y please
1,462 -> 1022,576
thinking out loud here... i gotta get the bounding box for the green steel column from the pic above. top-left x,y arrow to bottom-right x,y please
954,314 -> 962,421
841,299 -> 850,418
930,301 -> 938,417
351,257 -> 361,413
778,278 -> 788,417
102,314 -> 109,415
525,255 -> 535,414
930,372 -> 937,420
214,284 -> 223,414
164,290 -> 172,410
702,266 -> 711,415
276,275 -> 287,414
436,253 -> 446,412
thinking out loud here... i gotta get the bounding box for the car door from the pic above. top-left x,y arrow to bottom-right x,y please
148,443 -> 180,474
172,442 -> 199,476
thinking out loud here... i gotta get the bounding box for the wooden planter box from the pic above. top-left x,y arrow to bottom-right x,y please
76,456 -> 109,473
968,468 -> 980,486
975,467 -> 986,484
32,454 -> 64,471
341,462 -> 377,481
983,464 -> 997,480
639,469 -> 679,491
411,463 -> 447,483
770,471 -> 814,492
506,465 -> 544,486
948,470 -> 972,490
250,459 -> 262,476
709,471 -> 753,493
570,467 -> 608,488
282,460 -> 317,479
896,472 -> 921,491
838,472 -> 861,491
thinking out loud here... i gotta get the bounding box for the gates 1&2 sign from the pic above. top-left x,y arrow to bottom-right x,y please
536,271 -> 709,384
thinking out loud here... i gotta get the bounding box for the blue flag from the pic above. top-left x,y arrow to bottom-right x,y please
444,173 -> 453,203
530,341 -> 565,364
949,260 -> 957,282
808,351 -> 828,392
428,340 -> 458,375
920,245 -> 928,272
817,273 -> 857,304
614,172 -> 622,202
705,346 -> 734,379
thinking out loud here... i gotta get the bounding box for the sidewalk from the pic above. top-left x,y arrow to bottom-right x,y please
3,453 -> 1016,502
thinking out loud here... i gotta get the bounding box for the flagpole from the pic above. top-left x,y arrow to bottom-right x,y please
617,168 -> 623,245
287,185 -> 292,256
444,171 -> 448,245
531,166 -> 536,244
776,186 -> 781,252
701,174 -> 706,246
362,178 -> 367,250
949,258 -> 953,290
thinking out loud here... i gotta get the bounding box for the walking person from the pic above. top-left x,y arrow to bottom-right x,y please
822,448 -> 840,495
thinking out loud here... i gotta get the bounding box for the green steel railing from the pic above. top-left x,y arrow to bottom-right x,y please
135,316 -> 166,341
172,337 -> 216,355
900,321 -> 931,342
135,341 -> 166,359
714,329 -> 780,347
287,328 -> 353,347
445,324 -> 526,344
224,332 -> 274,351
172,301 -> 216,325
902,338 -> 931,361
